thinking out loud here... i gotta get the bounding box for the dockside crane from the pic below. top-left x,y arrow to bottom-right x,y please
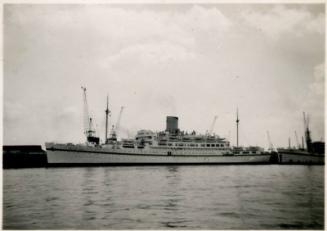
294,131 -> 300,149
303,112 -> 312,152
81,87 -> 99,144
82,87 -> 92,137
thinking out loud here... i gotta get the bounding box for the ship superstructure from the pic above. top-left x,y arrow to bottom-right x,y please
116,116 -> 230,151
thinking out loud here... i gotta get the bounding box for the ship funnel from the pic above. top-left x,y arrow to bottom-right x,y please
166,116 -> 179,134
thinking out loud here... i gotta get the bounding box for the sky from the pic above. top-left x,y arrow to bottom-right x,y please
3,3 -> 325,149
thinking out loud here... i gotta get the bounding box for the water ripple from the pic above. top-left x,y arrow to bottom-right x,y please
3,165 -> 324,229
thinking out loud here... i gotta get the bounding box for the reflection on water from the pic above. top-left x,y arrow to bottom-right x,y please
3,165 -> 324,229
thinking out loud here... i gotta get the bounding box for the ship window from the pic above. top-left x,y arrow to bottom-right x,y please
215,144 -> 219,147
201,144 -> 205,147
211,144 -> 215,147
168,143 -> 172,146
206,144 -> 210,147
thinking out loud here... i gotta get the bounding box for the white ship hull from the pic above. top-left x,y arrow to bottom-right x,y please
45,143 -> 271,165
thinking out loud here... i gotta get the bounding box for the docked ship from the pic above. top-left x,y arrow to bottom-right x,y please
45,88 -> 271,166
277,113 -> 325,164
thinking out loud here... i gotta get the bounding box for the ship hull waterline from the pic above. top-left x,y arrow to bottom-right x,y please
45,149 -> 272,166
278,152 -> 324,165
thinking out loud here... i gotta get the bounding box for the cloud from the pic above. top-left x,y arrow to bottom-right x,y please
8,5 -> 232,74
4,102 -> 25,119
102,42 -> 197,70
310,63 -> 325,96
176,5 -> 232,33
91,5 -> 232,69
301,62 -> 325,140
26,5 -> 232,51
4,4 -> 324,148
241,5 -> 324,40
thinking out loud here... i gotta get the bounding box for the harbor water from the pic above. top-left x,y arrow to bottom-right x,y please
3,165 -> 324,229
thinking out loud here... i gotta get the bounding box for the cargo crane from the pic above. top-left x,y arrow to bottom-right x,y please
208,115 -> 218,135
81,87 -> 89,135
294,131 -> 300,149
115,106 -> 124,139
267,131 -> 275,152
81,87 -> 99,145
303,112 -> 312,152
108,106 -> 125,142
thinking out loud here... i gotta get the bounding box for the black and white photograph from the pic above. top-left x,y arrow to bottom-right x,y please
3,2 -> 325,230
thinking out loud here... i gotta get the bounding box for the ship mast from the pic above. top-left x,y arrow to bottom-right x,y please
236,108 -> 239,147
105,95 -> 110,144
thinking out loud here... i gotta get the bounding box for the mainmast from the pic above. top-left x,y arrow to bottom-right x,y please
236,108 -> 239,147
105,95 -> 110,144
